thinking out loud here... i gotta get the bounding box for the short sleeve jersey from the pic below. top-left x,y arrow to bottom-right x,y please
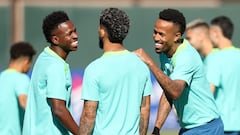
207,46 -> 240,131
22,47 -> 73,135
81,50 -> 152,135
160,40 -> 220,129
204,48 -> 219,82
0,69 -> 29,135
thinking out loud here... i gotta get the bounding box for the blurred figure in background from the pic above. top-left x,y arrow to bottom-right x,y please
0,41 -> 36,135
208,15 -> 240,135
79,7 -> 152,135
135,8 -> 223,135
186,19 -> 219,85
22,11 -> 79,135
186,19 -> 218,66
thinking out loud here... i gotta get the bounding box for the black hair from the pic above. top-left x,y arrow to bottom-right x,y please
10,41 -> 36,61
42,11 -> 69,44
100,7 -> 130,43
211,16 -> 233,40
159,8 -> 186,36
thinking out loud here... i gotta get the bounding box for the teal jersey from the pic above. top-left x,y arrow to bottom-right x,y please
160,40 -> 220,129
204,48 -> 219,82
208,46 -> 240,131
22,47 -> 73,135
159,52 -> 172,75
81,50 -> 152,135
204,48 -> 219,69
0,69 -> 29,135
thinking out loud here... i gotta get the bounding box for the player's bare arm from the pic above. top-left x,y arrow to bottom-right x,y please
18,94 -> 27,109
134,48 -> 186,100
48,98 -> 79,135
140,95 -> 150,135
79,100 -> 98,135
154,92 -> 172,130
210,83 -> 216,94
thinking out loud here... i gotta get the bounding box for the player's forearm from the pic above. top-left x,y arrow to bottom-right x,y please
210,83 -> 216,94
78,113 -> 95,135
140,112 -> 149,135
134,49 -> 182,99
18,94 -> 27,109
78,101 -> 97,135
154,93 -> 172,129
54,108 -> 79,135
49,98 -> 79,135
147,61 -> 182,100
140,96 -> 150,135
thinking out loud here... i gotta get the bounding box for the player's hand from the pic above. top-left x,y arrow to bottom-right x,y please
133,48 -> 153,66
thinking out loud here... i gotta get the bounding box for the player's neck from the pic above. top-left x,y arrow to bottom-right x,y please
103,43 -> 125,52
9,61 -> 24,73
202,40 -> 214,57
50,45 -> 68,60
218,38 -> 232,50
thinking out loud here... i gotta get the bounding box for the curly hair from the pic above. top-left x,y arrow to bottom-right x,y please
211,16 -> 233,40
159,8 -> 186,36
10,41 -> 36,61
42,11 -> 69,44
100,8 -> 130,43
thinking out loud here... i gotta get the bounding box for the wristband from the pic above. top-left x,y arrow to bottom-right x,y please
152,127 -> 160,135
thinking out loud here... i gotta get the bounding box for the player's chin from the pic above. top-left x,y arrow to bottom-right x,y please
155,48 -> 162,54
70,46 -> 78,51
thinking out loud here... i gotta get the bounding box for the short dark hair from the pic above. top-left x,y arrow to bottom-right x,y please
100,7 -> 130,43
211,16 -> 233,40
10,41 -> 36,61
159,8 -> 186,36
42,11 -> 69,44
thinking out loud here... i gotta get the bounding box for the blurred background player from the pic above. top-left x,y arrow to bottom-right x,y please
22,11 -> 79,135
186,19 -> 218,66
0,41 -> 36,135
208,15 -> 240,135
186,19 -> 219,85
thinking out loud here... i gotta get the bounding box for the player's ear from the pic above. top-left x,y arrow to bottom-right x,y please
99,25 -> 106,38
51,35 -> 59,45
174,32 -> 181,43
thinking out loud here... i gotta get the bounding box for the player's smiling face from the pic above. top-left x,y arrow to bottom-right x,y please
153,19 -> 181,57
51,20 -> 79,52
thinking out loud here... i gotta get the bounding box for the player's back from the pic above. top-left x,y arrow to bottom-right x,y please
82,50 -> 152,135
